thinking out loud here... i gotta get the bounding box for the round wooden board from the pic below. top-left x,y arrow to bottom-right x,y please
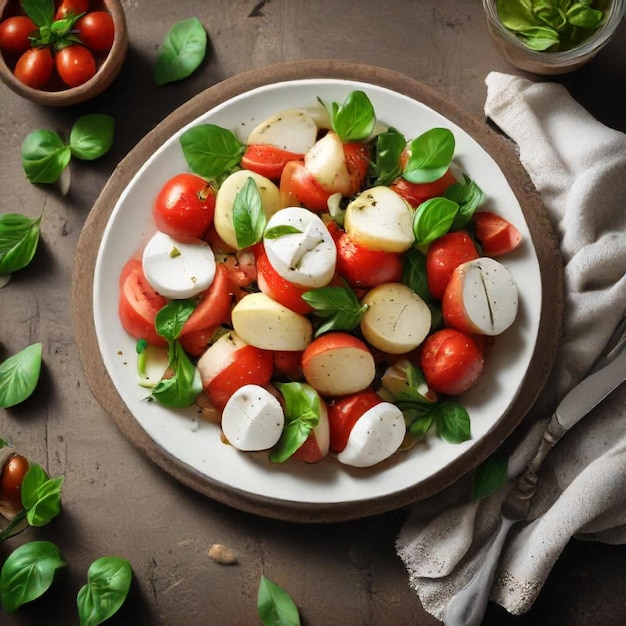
72,60 -> 563,523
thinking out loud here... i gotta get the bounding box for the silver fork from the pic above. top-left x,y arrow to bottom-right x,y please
443,313 -> 626,626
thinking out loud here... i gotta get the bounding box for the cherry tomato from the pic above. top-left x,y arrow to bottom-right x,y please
241,145 -> 304,180
420,328 -> 484,396
0,454 -> 29,511
472,211 -> 522,257
273,350 -> 304,381
425,230 -> 479,300
75,11 -> 115,52
390,168 -> 457,208
55,44 -> 96,87
14,47 -> 54,89
279,160 -> 333,213
327,390 -> 382,453
0,16 -> 37,54
118,258 -> 168,347
55,0 -> 89,20
328,221 -> 403,289
153,173 -> 216,240
343,142 -> 371,196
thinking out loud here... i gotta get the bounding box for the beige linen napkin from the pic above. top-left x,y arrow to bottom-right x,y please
396,71 -> 626,619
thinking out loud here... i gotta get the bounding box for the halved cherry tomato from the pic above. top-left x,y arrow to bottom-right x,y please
343,142 -> 371,196
75,11 -> 115,52
426,230 -> 479,300
0,16 -> 37,54
119,258 -> 168,347
14,47 -> 54,89
255,247 -> 312,314
241,145 -> 304,180
55,44 -> 96,87
279,160 -> 333,212
55,0 -> 89,20
0,454 -> 29,511
153,173 -> 216,240
328,221 -> 403,289
420,328 -> 483,395
390,168 -> 457,208
327,389 -> 382,453
473,211 -> 522,257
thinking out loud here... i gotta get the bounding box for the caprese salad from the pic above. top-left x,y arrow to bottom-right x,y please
118,90 -> 522,469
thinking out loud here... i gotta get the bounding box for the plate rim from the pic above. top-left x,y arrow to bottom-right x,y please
72,59 -> 563,523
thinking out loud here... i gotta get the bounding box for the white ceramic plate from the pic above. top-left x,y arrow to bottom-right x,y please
92,77 -> 541,514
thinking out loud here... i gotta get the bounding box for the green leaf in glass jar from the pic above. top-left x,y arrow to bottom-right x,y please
233,176 -> 266,249
324,90 -> 376,143
154,17 -> 208,86
412,197 -> 459,245
0,541 -> 65,613
566,3 -> 603,28
257,575 -> 300,626
69,114 -> 115,161
21,0 -> 55,28
0,213 -> 42,274
21,130 -> 72,184
76,556 -> 133,626
0,343 -> 42,408
517,24 -> 560,50
402,128 -> 455,184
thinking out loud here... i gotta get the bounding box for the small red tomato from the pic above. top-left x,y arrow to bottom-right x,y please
473,211 -> 522,257
55,44 -> 96,87
55,0 -> 89,20
390,168 -> 457,208
0,16 -> 37,54
14,47 -> 54,89
0,454 -> 29,511
241,145 -> 304,181
420,328 -> 484,396
75,11 -> 115,52
279,160 -> 332,213
342,142 -> 371,196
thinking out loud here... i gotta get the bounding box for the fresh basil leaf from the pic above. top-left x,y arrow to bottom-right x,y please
534,3 -> 568,29
151,342 -> 202,408
566,3 -> 602,28
264,225 -> 302,239
21,130 -> 71,184
21,0 -> 55,27
69,114 -> 115,161
446,174 -> 485,230
406,413 -> 434,439
496,0 -> 537,32
412,197 -> 459,245
155,300 -> 195,341
325,90 -> 376,142
25,477 -> 64,528
0,213 -> 42,274
0,343 -> 42,408
401,247 -> 432,302
470,455 -> 509,501
370,127 -> 405,186
154,17 -> 207,86
0,541 -> 65,613
77,556 -> 133,626
434,402 -> 471,444
257,575 -> 300,626
179,124 -> 245,182
402,128 -> 455,184
517,24 -> 560,50
20,463 -> 49,510
302,285 -> 368,336
233,177 -> 266,249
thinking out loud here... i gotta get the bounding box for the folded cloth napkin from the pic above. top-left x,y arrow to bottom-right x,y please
396,71 -> 626,619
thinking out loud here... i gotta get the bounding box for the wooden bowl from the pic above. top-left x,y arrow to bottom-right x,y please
0,0 -> 128,106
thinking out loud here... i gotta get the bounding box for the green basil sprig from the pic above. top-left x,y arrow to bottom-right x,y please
257,575 -> 301,626
0,541 -> 65,614
0,213 -> 42,275
402,127 -> 455,184
155,17 -> 208,86
301,285 -> 368,337
233,177 -> 266,249
21,114 -> 115,185
0,343 -> 42,409
370,126 -> 405,186
445,174 -> 485,230
412,197 -> 459,246
322,90 -> 376,143
76,556 -> 133,626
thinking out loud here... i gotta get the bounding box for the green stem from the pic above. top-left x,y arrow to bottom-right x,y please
0,510 -> 28,542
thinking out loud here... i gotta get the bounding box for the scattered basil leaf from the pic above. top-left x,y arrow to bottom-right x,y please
155,300 -> 195,341
433,403 -> 472,444
402,128 -> 455,184
324,90 -> 376,143
0,213 -> 42,274
179,124 -> 245,182
21,130 -> 72,184
76,556 -> 133,626
302,285 -> 368,336
21,0 -> 55,28
20,463 -> 64,527
233,177 -> 266,249
412,197 -> 459,245
155,17 -> 207,86
0,343 -> 42,408
470,455 -> 509,501
446,174 -> 485,230
257,575 -> 300,626
370,127 -> 406,187
69,114 -> 115,161
0,541 -> 65,613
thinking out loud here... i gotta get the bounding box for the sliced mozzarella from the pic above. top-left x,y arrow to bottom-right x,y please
304,131 -> 352,195
337,402 -> 405,468
214,170 -> 281,250
444,257 -> 519,336
231,292 -> 313,351
360,283 -> 432,354
221,384 -> 285,451
263,207 -> 336,288
142,231 -> 216,299
344,186 -> 414,253
247,108 -> 318,154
